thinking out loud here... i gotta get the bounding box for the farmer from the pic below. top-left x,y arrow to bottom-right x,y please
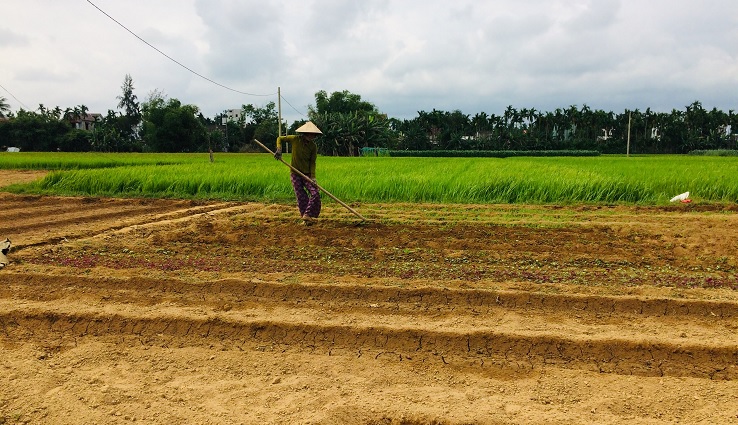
274,121 -> 322,224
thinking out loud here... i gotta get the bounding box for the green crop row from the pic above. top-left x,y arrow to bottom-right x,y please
2,153 -> 737,205
388,150 -> 601,158
688,150 -> 738,157
0,152 -> 195,169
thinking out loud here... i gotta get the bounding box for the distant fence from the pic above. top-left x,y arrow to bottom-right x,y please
361,147 -> 390,157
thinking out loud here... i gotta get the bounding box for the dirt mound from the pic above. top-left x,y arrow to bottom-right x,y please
1,190 -> 737,424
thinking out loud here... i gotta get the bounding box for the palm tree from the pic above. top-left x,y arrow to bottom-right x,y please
470,112 -> 489,148
0,96 -> 10,118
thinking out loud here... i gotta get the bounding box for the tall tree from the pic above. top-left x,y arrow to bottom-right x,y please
117,74 -> 140,117
141,97 -> 206,152
241,101 -> 279,151
307,90 -> 391,156
91,110 -> 125,152
2,109 -> 69,151
0,96 -> 10,118
309,90 -> 378,117
115,74 -> 142,149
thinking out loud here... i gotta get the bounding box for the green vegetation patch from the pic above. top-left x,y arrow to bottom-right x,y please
0,152 -> 191,170
3,153 -> 738,205
689,149 -> 738,157
388,150 -> 601,158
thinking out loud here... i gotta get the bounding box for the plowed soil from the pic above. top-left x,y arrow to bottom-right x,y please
1,171 -> 737,425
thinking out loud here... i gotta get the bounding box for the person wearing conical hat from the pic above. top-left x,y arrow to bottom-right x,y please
274,121 -> 322,224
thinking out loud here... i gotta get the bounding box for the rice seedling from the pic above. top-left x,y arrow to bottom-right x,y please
0,151 -> 191,169
4,153 -> 738,205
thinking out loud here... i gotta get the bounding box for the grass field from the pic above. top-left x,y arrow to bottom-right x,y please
1,152 -> 737,204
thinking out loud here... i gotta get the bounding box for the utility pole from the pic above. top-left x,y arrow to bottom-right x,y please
626,111 -> 632,157
277,86 -> 288,153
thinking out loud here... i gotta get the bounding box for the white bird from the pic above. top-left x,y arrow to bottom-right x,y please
670,192 -> 690,202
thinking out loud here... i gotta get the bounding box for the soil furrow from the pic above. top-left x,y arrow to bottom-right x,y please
1,302 -> 736,380
4,273 -> 738,319
2,186 -> 738,425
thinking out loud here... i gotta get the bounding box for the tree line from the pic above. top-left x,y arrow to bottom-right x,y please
1,75 -> 736,155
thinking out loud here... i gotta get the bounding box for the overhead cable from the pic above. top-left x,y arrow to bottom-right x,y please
0,83 -> 29,110
85,0 -> 276,98
280,94 -> 307,119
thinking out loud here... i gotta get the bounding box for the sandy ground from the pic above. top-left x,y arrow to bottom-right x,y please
1,171 -> 737,424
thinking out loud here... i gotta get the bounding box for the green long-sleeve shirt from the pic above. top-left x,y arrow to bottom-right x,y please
276,135 -> 317,178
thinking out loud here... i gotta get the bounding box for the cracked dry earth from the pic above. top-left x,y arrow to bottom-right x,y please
1,171 -> 738,424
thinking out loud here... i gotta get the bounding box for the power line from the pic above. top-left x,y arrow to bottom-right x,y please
0,83 -> 29,110
280,94 -> 307,119
85,0 -> 276,98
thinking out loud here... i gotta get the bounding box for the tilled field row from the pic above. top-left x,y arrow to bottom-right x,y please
6,273 -> 738,319
0,196 -> 241,248
3,273 -> 736,380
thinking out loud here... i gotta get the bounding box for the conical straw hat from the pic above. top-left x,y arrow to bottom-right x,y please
296,121 -> 322,134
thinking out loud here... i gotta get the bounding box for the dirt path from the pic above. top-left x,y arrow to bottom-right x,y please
1,172 -> 737,424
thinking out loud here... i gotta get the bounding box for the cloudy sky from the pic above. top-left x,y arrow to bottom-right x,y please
2,0 -> 737,124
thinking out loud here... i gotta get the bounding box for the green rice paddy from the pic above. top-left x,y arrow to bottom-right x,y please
1,152 -> 736,204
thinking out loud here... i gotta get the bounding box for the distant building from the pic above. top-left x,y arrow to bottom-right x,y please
70,113 -> 102,131
222,109 -> 242,125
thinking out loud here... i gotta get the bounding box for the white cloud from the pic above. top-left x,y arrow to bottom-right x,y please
1,0 -> 736,124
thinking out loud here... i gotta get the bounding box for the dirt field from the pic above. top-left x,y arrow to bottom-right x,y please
1,170 -> 737,425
